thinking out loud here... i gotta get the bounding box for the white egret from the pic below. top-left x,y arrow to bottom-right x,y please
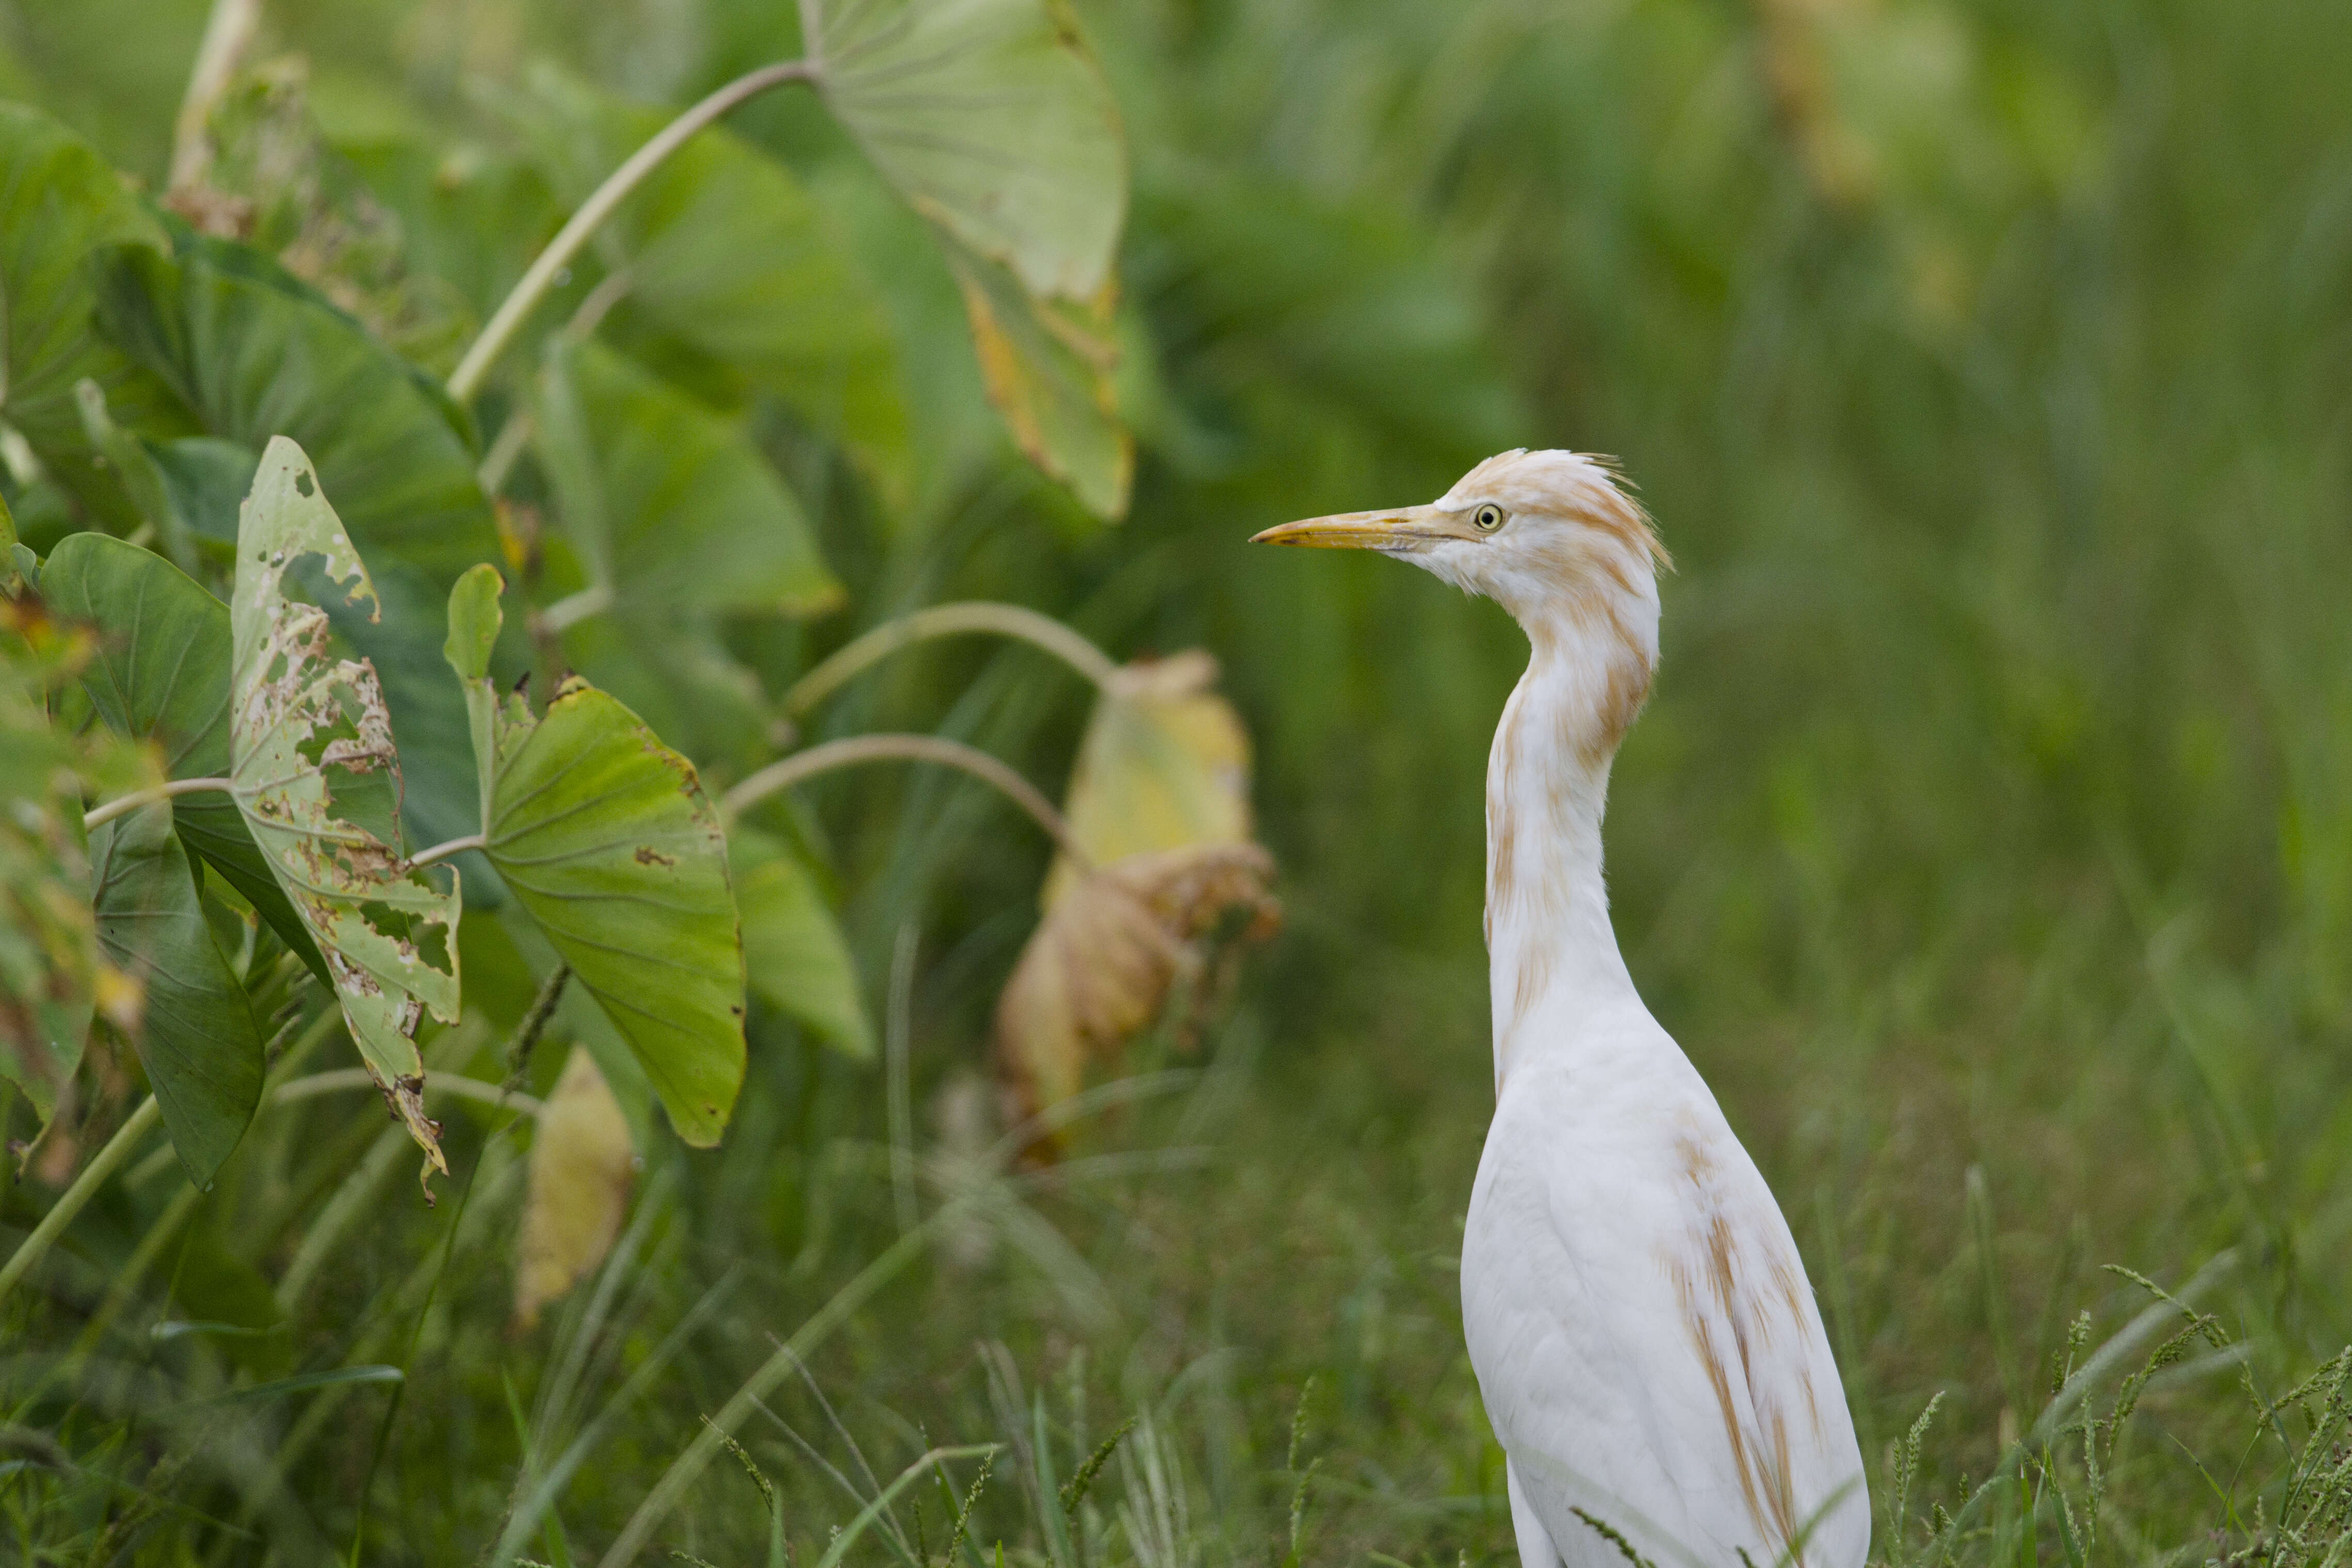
1253,451 -> 1868,1568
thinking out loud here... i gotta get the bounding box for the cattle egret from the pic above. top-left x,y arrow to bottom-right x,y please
1252,451 -> 1868,1568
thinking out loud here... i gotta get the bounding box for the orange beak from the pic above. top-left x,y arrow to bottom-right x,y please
1248,505 -> 1476,552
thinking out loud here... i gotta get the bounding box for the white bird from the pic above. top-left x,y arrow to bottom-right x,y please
1253,451 -> 1868,1568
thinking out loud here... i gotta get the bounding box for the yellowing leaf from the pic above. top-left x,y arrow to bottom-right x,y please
514,1045 -> 637,1330
994,843 -> 1278,1135
1041,651 -> 1252,908
946,238 -> 1131,519
230,438 -> 460,1182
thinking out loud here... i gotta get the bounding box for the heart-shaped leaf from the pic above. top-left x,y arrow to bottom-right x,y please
39,532 -> 329,981
731,826 -> 872,1059
231,438 -> 460,1179
534,337 -> 842,619
1042,651 -> 1251,907
486,681 -> 744,1145
513,1044 -> 637,1329
92,231 -> 499,583
808,0 -> 1126,304
0,103 -> 184,529
89,801 -> 264,1187
447,577 -> 744,1145
943,237 -> 1130,519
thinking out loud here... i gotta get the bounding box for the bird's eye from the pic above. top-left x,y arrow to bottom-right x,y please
1473,503 -> 1506,533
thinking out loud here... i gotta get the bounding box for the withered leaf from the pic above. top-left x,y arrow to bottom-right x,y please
1042,650 -> 1253,909
995,843 -> 1278,1135
514,1044 -> 637,1329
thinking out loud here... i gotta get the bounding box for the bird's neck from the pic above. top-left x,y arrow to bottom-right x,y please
1484,610 -> 1651,1089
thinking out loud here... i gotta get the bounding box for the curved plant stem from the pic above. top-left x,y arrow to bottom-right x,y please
446,59 -> 815,403
82,776 -> 234,830
406,832 -> 487,869
784,602 -> 1120,716
0,1096 -> 163,1308
272,1069 -> 544,1117
721,733 -> 1088,866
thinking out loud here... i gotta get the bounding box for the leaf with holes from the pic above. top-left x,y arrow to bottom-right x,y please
40,532 -> 329,981
452,580 -> 742,1144
230,438 -> 460,1180
89,802 -> 264,1187
731,826 -> 872,1060
808,0 -> 1126,304
514,1044 -> 637,1329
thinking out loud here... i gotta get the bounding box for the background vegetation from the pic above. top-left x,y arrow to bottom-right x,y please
3,0 -> 2349,1563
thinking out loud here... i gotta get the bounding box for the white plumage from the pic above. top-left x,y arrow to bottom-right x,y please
1254,451 -> 1869,1568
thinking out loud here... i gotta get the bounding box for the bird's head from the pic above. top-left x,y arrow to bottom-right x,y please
1250,449 -> 1668,636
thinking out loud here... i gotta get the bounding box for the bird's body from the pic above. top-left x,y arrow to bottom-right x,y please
1255,452 -> 1868,1568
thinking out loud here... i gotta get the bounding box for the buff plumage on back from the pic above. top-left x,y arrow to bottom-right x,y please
1251,451 -> 1869,1568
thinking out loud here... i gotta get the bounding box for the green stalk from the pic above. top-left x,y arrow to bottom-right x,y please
83,776 -> 234,830
720,733 -> 1088,866
783,602 -> 1120,716
0,1096 -> 163,1308
446,59 -> 815,403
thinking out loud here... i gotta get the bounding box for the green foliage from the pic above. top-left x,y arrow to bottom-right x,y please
91,230 -> 499,580
87,800 -> 262,1185
1,0 -> 2348,1563
478,671 -> 746,1147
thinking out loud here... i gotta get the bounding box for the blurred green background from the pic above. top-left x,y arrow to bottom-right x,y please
4,0 -> 2350,1561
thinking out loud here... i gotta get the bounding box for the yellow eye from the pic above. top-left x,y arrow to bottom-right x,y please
1473,503 -> 1506,532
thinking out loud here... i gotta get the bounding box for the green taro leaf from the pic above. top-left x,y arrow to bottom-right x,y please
512,67 -> 908,488
39,532 -> 330,982
470,662 -> 743,1143
0,102 -> 184,527
730,826 -> 872,1060
943,237 -> 1130,519
91,232 -> 499,583
230,438 -> 460,1178
808,0 -> 1127,303
89,802 -> 264,1187
534,337 -> 841,618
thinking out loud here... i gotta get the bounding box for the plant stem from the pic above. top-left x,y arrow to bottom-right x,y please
168,0 -> 261,195
272,1069 -> 545,1118
407,832 -> 487,869
721,733 -> 1089,866
445,59 -> 815,403
783,602 -> 1120,716
0,1096 -> 163,1308
504,963 -> 571,1086
82,776 -> 235,830
535,584 -> 611,635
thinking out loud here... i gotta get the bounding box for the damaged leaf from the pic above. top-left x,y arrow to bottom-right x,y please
514,1044 -> 637,1329
994,843 -> 1278,1134
230,437 -> 460,1180
1042,651 -> 1253,908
